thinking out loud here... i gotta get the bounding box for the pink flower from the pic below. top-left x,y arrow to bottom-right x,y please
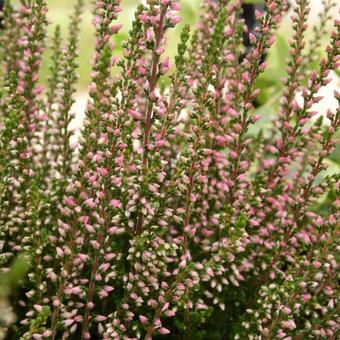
230,151 -> 238,160
146,27 -> 155,42
111,24 -> 122,34
95,315 -> 107,322
33,304 -> 42,312
84,198 -> 97,209
128,109 -> 143,120
282,320 -> 296,330
166,310 -> 176,317
313,261 -> 322,268
47,271 -> 57,282
99,289 -> 109,298
159,327 -> 170,335
139,14 -> 149,23
156,139 -> 170,148
42,330 -> 52,337
169,15 -> 182,25
64,196 -> 76,207
64,319 -> 75,327
79,215 -> 90,224
171,2 -> 181,11
303,293 -> 312,302
56,247 -> 64,257
110,199 -> 122,208
139,315 -> 148,324
249,33 -> 257,43
297,231 -> 311,244
93,16 -> 101,26
115,155 -> 124,167
161,57 -> 171,74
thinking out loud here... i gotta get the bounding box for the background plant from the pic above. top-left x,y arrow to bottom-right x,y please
0,0 -> 339,339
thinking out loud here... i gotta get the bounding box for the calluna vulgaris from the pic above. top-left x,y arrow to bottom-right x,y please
0,0 -> 339,339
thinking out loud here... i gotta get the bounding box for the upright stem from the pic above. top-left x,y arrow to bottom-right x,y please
135,8 -> 167,235
142,10 -> 166,171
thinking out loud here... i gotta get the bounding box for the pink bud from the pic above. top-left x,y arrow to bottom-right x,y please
64,319 -> 75,327
170,16 -> 182,25
64,196 -> 76,207
172,2 -> 181,11
159,327 -> 170,335
255,10 -> 262,19
139,315 -> 148,324
166,310 -> 176,317
128,109 -> 143,120
56,247 -> 64,257
161,57 -> 171,74
146,27 -> 155,42
95,315 -> 107,322
111,24 -> 122,34
42,330 -> 52,337
110,199 -> 122,208
249,33 -> 257,43
282,320 -> 296,330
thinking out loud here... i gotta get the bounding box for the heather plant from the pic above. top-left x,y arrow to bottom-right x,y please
0,0 -> 339,339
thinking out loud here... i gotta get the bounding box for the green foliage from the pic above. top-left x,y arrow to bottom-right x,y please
20,306 -> 51,340
0,0 -> 339,339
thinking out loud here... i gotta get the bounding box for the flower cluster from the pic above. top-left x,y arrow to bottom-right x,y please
0,0 -> 339,339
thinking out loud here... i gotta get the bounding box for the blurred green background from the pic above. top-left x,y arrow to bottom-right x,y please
10,1 -> 332,90
40,0 -> 199,89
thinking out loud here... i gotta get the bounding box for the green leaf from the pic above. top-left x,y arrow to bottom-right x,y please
272,34 -> 290,68
0,255 -> 30,297
255,34 -> 290,106
328,142 -> 340,166
258,34 -> 289,89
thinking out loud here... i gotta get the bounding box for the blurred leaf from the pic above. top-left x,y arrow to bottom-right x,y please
260,34 -> 289,86
314,159 -> 340,185
181,1 -> 197,26
328,145 -> 340,166
114,32 -> 129,52
255,77 -> 277,105
244,0 -> 265,3
0,255 -> 30,296
273,34 -> 290,67
255,34 -> 289,106
249,105 -> 273,136
328,130 -> 340,166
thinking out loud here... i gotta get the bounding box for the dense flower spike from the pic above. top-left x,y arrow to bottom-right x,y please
0,0 -> 339,339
